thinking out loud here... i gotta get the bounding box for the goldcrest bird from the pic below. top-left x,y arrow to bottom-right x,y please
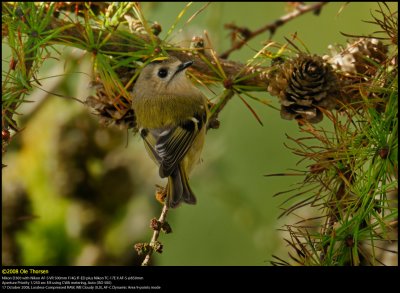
132,56 -> 208,208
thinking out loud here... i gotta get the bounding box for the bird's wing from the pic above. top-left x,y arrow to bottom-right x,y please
140,128 -> 162,164
155,117 -> 201,178
140,112 -> 206,178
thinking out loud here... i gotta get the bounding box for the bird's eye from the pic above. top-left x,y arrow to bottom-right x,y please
157,68 -> 168,78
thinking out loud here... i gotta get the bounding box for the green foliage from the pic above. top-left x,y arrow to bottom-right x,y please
270,4 -> 398,266
2,2 -> 397,266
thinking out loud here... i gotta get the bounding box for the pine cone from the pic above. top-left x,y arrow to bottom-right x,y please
268,54 -> 338,123
85,81 -> 137,131
323,38 -> 390,107
325,38 -> 388,75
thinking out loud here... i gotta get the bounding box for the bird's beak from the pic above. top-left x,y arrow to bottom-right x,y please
176,60 -> 194,73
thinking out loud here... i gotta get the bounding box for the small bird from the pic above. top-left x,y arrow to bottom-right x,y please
132,56 -> 208,208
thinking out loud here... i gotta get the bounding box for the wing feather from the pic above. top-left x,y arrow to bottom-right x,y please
157,121 -> 198,178
140,113 -> 205,178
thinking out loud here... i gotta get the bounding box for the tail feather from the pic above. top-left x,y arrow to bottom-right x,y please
166,168 -> 183,208
166,165 -> 197,208
179,165 -> 196,205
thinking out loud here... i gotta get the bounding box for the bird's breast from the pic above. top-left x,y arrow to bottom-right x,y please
133,94 -> 206,129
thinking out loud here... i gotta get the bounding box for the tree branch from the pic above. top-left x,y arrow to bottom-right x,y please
219,2 -> 329,59
47,18 -> 270,90
141,204 -> 169,266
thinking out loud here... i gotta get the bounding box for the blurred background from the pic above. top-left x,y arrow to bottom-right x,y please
2,2 -> 395,266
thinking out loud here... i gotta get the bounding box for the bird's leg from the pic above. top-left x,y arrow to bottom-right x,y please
155,184 -> 167,205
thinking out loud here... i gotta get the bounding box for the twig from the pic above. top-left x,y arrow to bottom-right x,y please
42,17 -> 269,90
141,204 -> 169,266
220,2 -> 329,59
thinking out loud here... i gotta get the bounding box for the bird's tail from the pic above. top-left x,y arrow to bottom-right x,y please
166,164 -> 197,208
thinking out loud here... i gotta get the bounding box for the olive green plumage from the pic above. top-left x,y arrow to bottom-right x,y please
132,57 -> 208,208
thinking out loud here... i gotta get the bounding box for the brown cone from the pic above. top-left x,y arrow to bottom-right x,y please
268,54 -> 338,123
